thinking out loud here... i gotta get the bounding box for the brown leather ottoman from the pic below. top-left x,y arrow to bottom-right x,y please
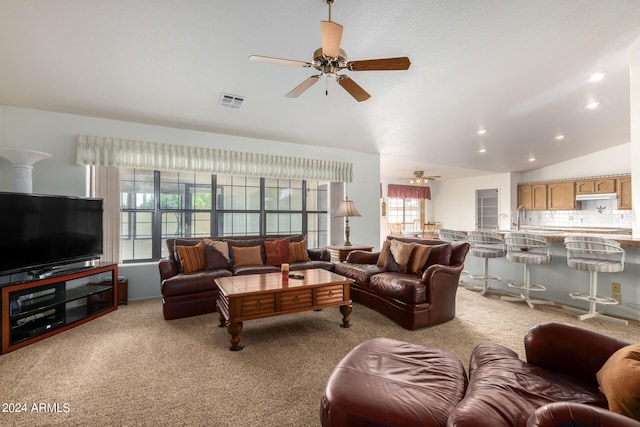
320,337 -> 468,427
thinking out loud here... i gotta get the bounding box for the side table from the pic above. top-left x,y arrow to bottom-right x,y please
325,244 -> 374,262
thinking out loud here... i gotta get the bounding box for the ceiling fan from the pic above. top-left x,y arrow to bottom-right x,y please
398,171 -> 441,185
249,0 -> 411,102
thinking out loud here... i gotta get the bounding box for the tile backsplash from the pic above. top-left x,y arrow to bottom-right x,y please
516,198 -> 631,229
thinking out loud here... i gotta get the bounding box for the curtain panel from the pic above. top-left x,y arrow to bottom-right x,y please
90,165 -> 121,264
387,184 -> 431,200
77,134 -> 353,182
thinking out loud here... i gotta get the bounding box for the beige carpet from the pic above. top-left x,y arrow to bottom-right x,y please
1,289 -> 638,427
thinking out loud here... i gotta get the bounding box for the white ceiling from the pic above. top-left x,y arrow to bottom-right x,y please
1,0 -> 639,182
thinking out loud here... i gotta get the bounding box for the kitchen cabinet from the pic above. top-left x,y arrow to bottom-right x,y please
617,176 -> 632,210
517,184 -> 532,210
517,184 -> 547,210
547,181 -> 575,210
575,178 -> 616,195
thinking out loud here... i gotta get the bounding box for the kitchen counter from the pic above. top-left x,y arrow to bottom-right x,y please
498,226 -> 640,248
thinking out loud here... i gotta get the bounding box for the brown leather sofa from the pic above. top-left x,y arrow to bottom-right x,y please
158,234 -> 332,320
321,322 -> 639,427
448,322 -> 635,426
332,236 -> 470,330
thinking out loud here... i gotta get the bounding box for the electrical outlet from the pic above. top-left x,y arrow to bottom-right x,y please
612,282 -> 622,303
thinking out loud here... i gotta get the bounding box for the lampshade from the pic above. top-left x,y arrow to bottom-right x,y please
334,199 -> 361,218
333,197 -> 360,246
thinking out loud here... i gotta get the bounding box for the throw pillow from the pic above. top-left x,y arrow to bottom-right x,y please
203,239 -> 231,270
175,242 -> 206,273
231,245 -> 264,267
596,344 -> 640,420
173,239 -> 202,272
204,238 -> 230,261
289,240 -> 311,263
226,239 -> 265,264
408,244 -> 433,275
377,240 -> 391,267
264,238 -> 290,266
383,245 -> 404,273
389,240 -> 415,273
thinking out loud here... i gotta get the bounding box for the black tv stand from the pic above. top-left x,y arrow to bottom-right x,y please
1,262 -> 118,354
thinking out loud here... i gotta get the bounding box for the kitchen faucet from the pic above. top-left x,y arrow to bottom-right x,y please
516,205 -> 526,230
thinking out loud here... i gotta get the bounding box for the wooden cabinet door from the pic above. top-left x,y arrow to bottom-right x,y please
531,184 -> 547,210
594,178 -> 615,193
575,180 -> 595,194
547,181 -> 575,210
617,176 -> 632,210
517,184 -> 532,210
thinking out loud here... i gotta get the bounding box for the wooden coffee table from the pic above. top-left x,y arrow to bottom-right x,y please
215,269 -> 353,351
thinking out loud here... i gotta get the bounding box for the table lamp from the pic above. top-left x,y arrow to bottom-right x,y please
334,197 -> 361,246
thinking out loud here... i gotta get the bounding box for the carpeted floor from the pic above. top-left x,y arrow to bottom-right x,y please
1,288 -> 638,426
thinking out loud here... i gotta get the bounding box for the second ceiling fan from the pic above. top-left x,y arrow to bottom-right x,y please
249,0 -> 411,102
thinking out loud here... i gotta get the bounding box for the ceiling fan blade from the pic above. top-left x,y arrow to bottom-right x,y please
337,76 -> 371,102
249,55 -> 311,68
347,57 -> 411,71
321,21 -> 343,58
286,76 -> 321,98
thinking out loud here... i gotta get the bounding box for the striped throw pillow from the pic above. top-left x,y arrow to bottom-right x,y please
175,242 -> 206,273
289,240 -> 311,263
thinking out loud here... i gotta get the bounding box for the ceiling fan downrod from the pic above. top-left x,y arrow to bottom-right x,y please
325,0 -> 335,21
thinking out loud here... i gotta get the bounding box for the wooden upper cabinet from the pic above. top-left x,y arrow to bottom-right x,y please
517,184 -> 532,210
617,176 -> 632,210
547,181 -> 575,210
575,178 -> 616,194
531,184 -> 547,210
518,183 -> 547,210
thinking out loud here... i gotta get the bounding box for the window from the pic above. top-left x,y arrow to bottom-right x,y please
120,169 -> 329,262
387,198 -> 419,225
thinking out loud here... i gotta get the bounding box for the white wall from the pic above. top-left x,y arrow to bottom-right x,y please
521,143 -> 631,183
0,106 -> 381,300
431,172 -> 514,231
631,35 -> 640,237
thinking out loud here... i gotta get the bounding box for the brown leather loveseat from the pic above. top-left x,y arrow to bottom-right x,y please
333,236 -> 470,330
158,234 -> 332,320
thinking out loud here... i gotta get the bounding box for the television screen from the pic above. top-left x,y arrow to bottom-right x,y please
0,192 -> 103,275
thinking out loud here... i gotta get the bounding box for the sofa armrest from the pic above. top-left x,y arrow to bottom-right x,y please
345,250 -> 380,264
528,402 -> 640,427
158,258 -> 178,282
525,322 -> 630,387
308,248 -> 331,262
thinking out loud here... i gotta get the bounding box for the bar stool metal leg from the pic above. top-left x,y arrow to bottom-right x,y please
501,263 -> 554,309
562,271 -> 628,325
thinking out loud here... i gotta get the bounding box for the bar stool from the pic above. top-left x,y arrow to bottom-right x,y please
439,229 -> 469,285
501,232 -> 554,309
564,236 -> 627,325
467,231 -> 505,296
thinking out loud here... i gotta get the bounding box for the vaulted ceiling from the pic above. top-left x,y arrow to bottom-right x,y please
1,1 -> 639,182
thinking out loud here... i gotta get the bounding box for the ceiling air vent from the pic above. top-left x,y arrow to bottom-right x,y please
218,93 -> 245,109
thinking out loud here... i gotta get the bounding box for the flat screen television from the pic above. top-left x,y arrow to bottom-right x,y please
0,192 -> 103,276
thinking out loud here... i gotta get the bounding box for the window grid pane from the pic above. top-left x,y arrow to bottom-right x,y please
120,170 -> 328,262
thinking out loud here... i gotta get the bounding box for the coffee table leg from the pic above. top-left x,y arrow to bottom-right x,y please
217,305 -> 226,328
340,303 -> 352,328
226,321 -> 244,351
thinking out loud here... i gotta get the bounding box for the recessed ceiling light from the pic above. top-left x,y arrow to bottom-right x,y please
478,148 -> 487,153
585,101 -> 600,109
528,157 -> 536,162
590,72 -> 605,82
555,135 -> 565,141
477,128 -> 487,135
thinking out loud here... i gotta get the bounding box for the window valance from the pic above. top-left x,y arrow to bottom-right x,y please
76,134 -> 353,182
387,184 -> 431,200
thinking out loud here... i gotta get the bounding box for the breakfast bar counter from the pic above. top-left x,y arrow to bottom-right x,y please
462,227 -> 640,322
